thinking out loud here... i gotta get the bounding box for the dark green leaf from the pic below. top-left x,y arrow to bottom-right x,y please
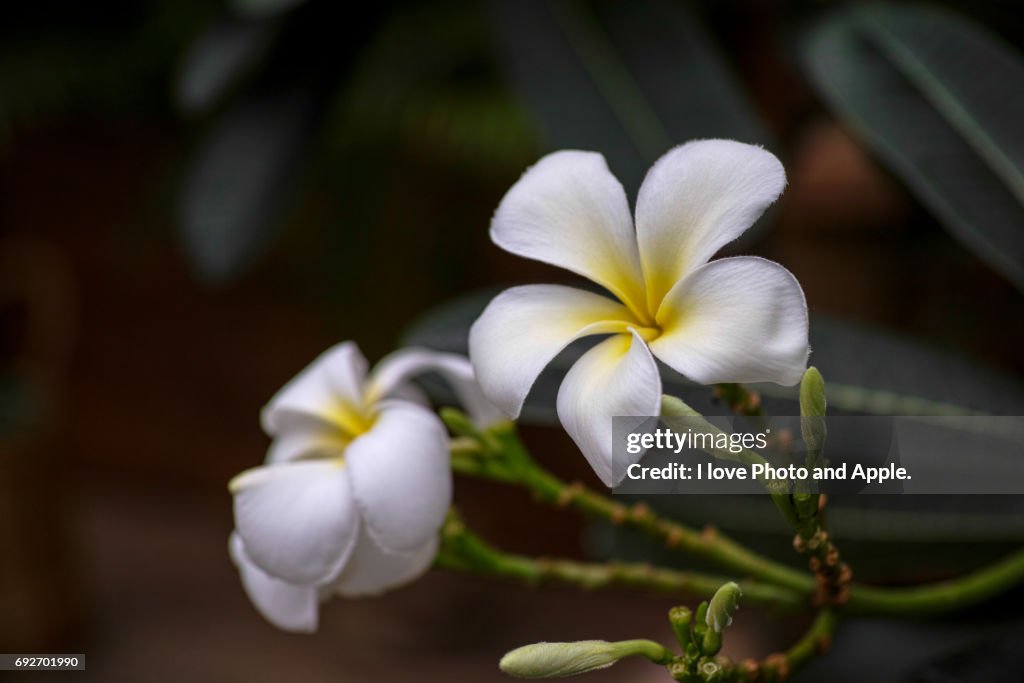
803,3 -> 1024,291
232,0 -> 308,20
176,18 -> 276,114
178,89 -> 315,283
487,0 -> 773,196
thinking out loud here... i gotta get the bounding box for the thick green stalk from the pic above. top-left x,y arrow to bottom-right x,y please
846,547 -> 1024,616
710,610 -> 837,682
764,609 -> 837,680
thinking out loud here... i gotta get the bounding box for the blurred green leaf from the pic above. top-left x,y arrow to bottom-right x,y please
232,0 -> 308,20
402,287 -> 1024,419
0,2 -> 213,143
176,18 -> 277,114
325,2 -> 536,171
178,89 -> 316,283
803,3 -> 1024,291
487,0 -> 773,195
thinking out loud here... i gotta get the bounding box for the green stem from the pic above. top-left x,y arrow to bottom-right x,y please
453,421 -> 1024,619
472,428 -> 815,595
616,639 -> 676,666
524,467 -> 812,595
846,547 -> 1024,616
786,609 -> 837,668
720,610 -> 837,682
437,513 -> 806,611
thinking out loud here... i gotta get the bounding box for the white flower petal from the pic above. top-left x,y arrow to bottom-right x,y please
491,150 -> 648,316
556,330 -> 662,487
231,460 -> 359,585
635,140 -> 786,311
469,284 -> 641,418
261,342 -> 370,437
229,533 -> 319,633
366,348 -> 505,428
333,525 -> 439,597
650,256 -> 809,386
346,402 -> 451,553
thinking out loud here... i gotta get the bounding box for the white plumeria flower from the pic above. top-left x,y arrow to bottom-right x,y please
470,140 -> 809,487
228,342 -> 502,633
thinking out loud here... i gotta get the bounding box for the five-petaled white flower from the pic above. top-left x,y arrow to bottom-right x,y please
470,140 -> 809,486
229,342 -> 502,632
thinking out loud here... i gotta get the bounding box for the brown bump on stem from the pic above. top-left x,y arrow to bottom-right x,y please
816,632 -> 833,654
610,506 -> 628,525
665,527 -> 684,548
746,391 -> 762,412
835,586 -> 851,605
839,564 -> 853,584
702,524 -> 718,542
631,502 -> 652,521
817,494 -> 828,513
776,428 -> 792,451
740,658 -> 760,680
808,557 -> 821,572
792,534 -> 806,553
825,547 -> 840,568
762,653 -> 790,681
557,482 -> 583,507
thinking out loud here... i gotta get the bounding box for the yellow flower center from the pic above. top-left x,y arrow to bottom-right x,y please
633,324 -> 662,343
326,400 -> 377,440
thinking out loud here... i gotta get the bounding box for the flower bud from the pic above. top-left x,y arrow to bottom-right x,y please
499,639 -> 669,679
702,582 -> 742,656
668,605 -> 693,651
799,367 -> 827,466
706,582 -> 743,633
499,641 -> 622,678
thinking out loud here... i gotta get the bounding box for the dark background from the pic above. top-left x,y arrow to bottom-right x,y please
2,1 -> 1023,681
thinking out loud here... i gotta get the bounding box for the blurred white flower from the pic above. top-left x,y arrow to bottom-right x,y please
470,140 -> 809,486
229,342 -> 500,632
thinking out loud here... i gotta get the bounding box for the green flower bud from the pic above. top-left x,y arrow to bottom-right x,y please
499,640 -> 669,679
699,583 -> 741,656
799,367 -> 827,419
799,367 -> 827,468
693,600 -> 709,644
668,606 -> 693,651
706,582 -> 743,633
699,659 -> 725,682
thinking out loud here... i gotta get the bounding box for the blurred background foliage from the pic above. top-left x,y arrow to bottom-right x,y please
4,0 -> 1023,301
2,1 -> 1024,679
